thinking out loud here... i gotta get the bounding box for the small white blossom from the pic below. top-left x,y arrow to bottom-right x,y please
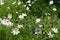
23,5 -> 26,7
8,14 -> 12,19
17,24 -> 23,29
16,11 -> 18,14
11,28 -> 20,35
35,28 -> 41,35
36,18 -> 41,23
48,32 -> 54,38
12,1 -> 16,5
18,2 -> 21,5
52,8 -> 57,11
18,15 -> 24,19
49,0 -> 54,5
28,4 -> 31,6
39,25 -> 43,28
26,6 -> 29,10
52,28 -> 58,33
0,0 -> 4,5
1,19 -> 13,27
26,0 -> 31,3
7,7 -> 10,9
22,13 -> 27,17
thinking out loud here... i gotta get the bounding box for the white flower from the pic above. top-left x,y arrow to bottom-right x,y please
23,5 -> 26,7
18,2 -> 21,5
12,1 -> 16,5
22,13 -> 27,17
39,25 -> 43,28
11,28 -> 20,35
52,28 -> 58,33
26,7 -> 29,10
6,21 -> 13,27
8,14 -> 12,19
1,19 -> 13,26
35,28 -> 41,35
17,24 -> 23,29
48,32 -> 54,38
18,15 -> 24,19
0,0 -> 4,5
49,0 -> 54,5
52,8 -> 57,11
28,4 -> 31,6
26,0 -> 31,3
16,11 -> 18,14
36,18 -> 41,23
7,7 -> 10,9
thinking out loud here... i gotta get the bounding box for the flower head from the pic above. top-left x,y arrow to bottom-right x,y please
52,8 -> 57,11
11,28 -> 20,35
48,32 -> 54,38
35,28 -> 41,35
49,0 -> 54,5
51,28 -> 58,33
17,24 -> 23,29
36,18 -> 41,23
8,14 -> 12,19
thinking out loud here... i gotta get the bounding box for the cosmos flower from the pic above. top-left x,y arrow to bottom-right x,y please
36,18 -> 41,23
35,28 -> 41,35
48,32 -> 54,38
52,8 -> 57,11
49,0 -> 54,5
11,28 -> 20,35
51,28 -> 58,33
17,24 -> 23,29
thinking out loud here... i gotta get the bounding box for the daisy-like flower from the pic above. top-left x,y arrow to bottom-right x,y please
35,28 -> 41,35
26,0 -> 31,3
1,19 -> 13,27
28,4 -> 31,6
49,0 -> 54,5
0,0 -> 4,5
17,24 -> 23,29
16,11 -> 18,14
18,15 -> 24,19
11,28 -> 20,35
39,25 -> 43,28
48,32 -> 54,38
8,14 -> 12,19
18,1 -> 21,5
7,7 -> 10,9
36,18 -> 41,23
52,8 -> 57,11
51,28 -> 58,33
6,21 -> 13,27
26,6 -> 29,11
22,13 -> 27,17
12,1 -> 16,5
